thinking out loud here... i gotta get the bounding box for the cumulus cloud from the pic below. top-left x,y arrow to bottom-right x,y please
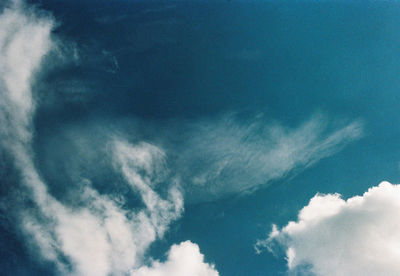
256,181 -> 400,276
0,2 -> 215,276
177,114 -> 363,201
132,241 -> 219,276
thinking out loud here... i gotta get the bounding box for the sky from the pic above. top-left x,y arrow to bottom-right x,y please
1,0 -> 400,275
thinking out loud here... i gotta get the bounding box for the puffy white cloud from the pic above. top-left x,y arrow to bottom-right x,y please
257,181 -> 400,276
132,241 -> 219,276
178,113 -> 363,201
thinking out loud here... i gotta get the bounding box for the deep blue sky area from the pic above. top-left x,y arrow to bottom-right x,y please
3,1 -> 400,275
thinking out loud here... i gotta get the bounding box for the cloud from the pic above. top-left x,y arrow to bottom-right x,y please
256,181 -> 400,276
34,111 -> 363,205
0,2 -> 216,276
0,0 -> 53,146
132,241 -> 219,276
0,0 -> 54,204
0,1 -> 362,275
18,137 -> 184,276
23,161 -> 182,276
176,113 -> 363,201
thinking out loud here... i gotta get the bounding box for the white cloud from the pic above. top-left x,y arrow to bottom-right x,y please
0,0 -> 54,206
257,181 -> 400,276
38,111 -> 363,204
21,141 -> 184,276
0,2 -> 211,276
112,140 -> 183,236
132,241 -> 219,276
0,0 -> 53,146
178,113 -> 363,201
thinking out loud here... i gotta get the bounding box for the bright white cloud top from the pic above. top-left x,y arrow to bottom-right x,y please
257,181 -> 400,276
132,241 -> 219,276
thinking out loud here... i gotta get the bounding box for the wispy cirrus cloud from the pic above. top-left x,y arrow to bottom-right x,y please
38,113 -> 363,203
174,113 -> 363,201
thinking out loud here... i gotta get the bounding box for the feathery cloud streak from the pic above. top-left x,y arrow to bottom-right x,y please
177,114 -> 363,201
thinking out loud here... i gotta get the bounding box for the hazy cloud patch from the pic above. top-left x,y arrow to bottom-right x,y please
175,113 -> 363,201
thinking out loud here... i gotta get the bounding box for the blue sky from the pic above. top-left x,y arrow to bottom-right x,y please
2,0 -> 400,275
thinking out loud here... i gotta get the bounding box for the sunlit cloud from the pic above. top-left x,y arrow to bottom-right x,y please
256,181 -> 400,276
131,241 -> 219,276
